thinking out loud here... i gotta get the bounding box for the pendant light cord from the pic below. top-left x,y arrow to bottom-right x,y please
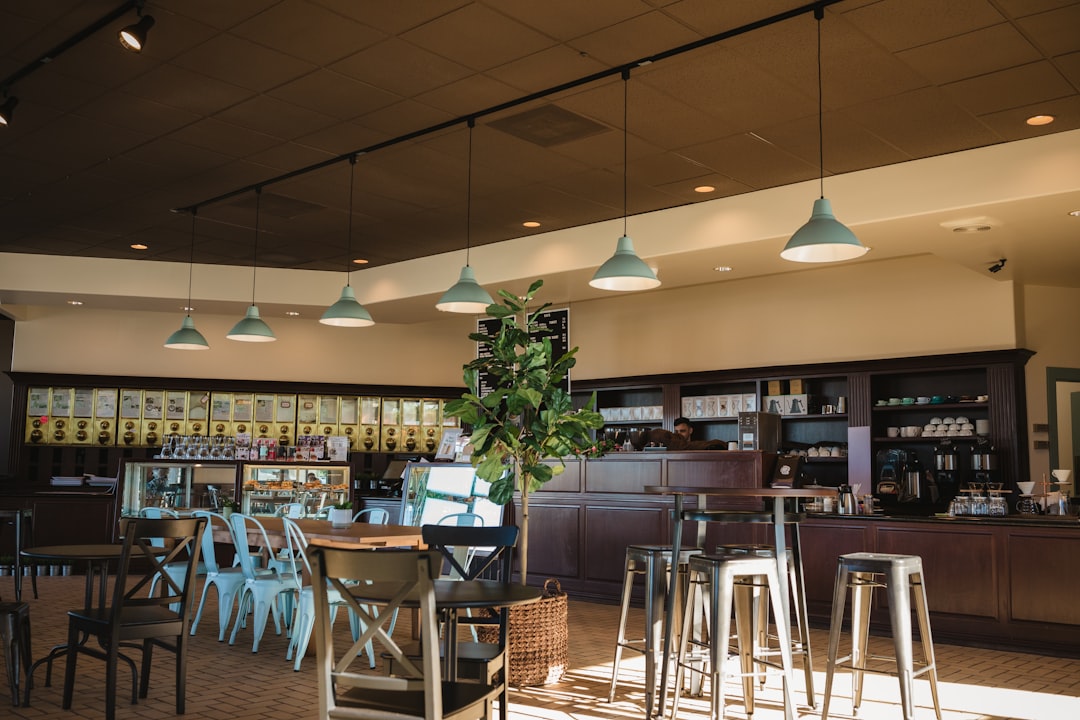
186,209 -> 196,314
622,69 -> 630,237
816,6 -> 824,200
251,188 -> 261,306
345,155 -> 356,286
465,117 -> 475,267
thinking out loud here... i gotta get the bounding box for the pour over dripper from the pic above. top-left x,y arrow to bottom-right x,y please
1016,481 -> 1035,496
1050,469 -> 1072,485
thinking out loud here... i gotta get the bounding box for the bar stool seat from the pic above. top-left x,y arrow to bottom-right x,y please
608,544 -> 701,717
0,601 -> 32,707
822,552 -> 942,720
672,553 -> 797,720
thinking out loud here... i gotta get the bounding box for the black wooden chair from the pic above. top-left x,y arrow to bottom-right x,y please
310,545 -> 498,720
420,523 -> 519,720
62,516 -> 206,720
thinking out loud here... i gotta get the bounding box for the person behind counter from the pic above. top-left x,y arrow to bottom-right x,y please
674,417 -> 694,441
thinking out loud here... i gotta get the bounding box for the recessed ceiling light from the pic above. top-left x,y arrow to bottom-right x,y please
522,221 -> 541,228
1069,210 -> 1080,217
714,265 -> 733,272
67,300 -> 83,306
182,305 -> 195,312
1026,114 -> 1054,126
351,258 -> 368,265
130,243 -> 148,250
694,185 -> 716,193
951,225 -> 992,234
285,311 -> 300,316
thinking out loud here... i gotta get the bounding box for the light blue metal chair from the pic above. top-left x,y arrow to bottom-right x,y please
228,513 -> 299,652
188,511 -> 266,641
351,507 -> 389,524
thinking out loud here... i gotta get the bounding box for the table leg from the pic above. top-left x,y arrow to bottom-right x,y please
772,498 -> 797,720
655,493 -> 684,719
13,512 -> 22,603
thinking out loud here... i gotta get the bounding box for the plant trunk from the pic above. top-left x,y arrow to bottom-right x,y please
519,464 -> 530,585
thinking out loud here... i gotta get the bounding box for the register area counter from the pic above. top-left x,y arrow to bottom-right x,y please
517,451 -> 1080,658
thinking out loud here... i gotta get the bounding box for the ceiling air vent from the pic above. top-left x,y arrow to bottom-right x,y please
489,105 -> 610,147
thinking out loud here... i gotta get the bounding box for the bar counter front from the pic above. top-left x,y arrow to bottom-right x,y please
512,451 -> 1080,658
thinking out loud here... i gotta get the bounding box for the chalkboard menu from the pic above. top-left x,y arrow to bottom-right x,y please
476,308 -> 570,397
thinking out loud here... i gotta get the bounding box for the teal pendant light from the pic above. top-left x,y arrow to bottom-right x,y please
437,118 -> 494,314
227,188 -> 276,342
164,210 -> 209,350
781,8 -> 868,264
321,155 -> 375,327
590,69 -> 660,292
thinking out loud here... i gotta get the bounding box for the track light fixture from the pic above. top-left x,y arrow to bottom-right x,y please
119,3 -> 155,53
0,94 -> 16,126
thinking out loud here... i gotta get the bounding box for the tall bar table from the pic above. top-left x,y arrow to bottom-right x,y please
645,485 -> 836,720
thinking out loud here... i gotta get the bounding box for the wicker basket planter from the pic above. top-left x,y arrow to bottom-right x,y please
481,578 -> 568,686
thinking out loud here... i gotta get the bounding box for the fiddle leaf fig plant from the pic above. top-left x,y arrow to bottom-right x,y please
444,279 -> 604,584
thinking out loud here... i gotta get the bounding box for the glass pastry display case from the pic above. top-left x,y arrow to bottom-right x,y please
120,460 -> 238,517
240,463 -> 350,517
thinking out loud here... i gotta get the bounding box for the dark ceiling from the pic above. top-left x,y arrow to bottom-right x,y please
1,0 -> 1078,273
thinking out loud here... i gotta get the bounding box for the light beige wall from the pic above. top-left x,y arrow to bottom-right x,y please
569,254 -> 1018,378
1018,284 -> 1080,482
12,306 -> 476,387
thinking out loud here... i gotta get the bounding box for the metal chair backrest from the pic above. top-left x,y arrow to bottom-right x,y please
437,512 -> 483,527
228,513 -> 277,580
139,507 -> 180,547
351,507 -> 389,524
310,546 -> 445,720
191,510 -> 234,574
280,517 -> 311,587
277,503 -> 305,519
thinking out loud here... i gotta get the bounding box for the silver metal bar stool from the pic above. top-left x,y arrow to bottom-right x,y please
672,552 -> 797,720
608,544 -> 700,718
822,552 -> 942,720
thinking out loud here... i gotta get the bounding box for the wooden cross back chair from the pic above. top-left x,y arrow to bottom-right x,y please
310,545 -> 499,720
63,516 -> 206,720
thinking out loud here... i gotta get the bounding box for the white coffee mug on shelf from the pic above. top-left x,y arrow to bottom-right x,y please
887,426 -> 900,437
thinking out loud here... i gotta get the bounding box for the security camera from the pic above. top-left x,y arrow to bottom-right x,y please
988,258 -> 1006,274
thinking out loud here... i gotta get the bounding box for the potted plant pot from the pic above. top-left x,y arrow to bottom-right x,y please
329,507 -> 352,529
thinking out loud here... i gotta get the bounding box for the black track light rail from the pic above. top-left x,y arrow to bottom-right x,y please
0,1 -> 138,95
174,0 -> 843,216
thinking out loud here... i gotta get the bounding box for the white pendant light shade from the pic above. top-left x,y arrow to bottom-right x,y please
227,305 -> 276,342
780,198 -> 868,263
589,235 -> 660,291
320,285 -> 374,326
164,315 -> 209,350
436,265 -> 494,313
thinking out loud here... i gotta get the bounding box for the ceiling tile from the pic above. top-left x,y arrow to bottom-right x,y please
352,99 -> 455,138
402,4 -> 556,72
896,23 -> 1043,85
155,0 -> 274,30
5,114 -> 154,171
494,0 -> 653,41
245,142 -> 337,173
571,11 -> 702,66
311,0 -> 471,35
169,118 -> 283,158
294,122 -> 390,156
172,34 -> 316,93
1016,3 -> 1080,56
486,45 -> 611,93
844,86 -> 1001,157
268,69 -> 402,121
330,37 -> 472,97
661,0 -> 811,36
944,61 -> 1075,116
215,94 -> 338,141
1057,50 -> 1080,88
843,0 -> 1005,53
77,91 -> 201,135
231,0 -> 385,65
681,132 -> 819,190
756,112 -> 913,175
977,94 -> 1080,140
122,64 -> 255,116
413,73 -> 523,117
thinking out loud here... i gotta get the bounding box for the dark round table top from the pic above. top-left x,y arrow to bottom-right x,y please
21,544 -> 125,562
348,579 -> 543,609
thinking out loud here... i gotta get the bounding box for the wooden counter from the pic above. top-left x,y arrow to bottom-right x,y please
512,452 -> 1080,657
